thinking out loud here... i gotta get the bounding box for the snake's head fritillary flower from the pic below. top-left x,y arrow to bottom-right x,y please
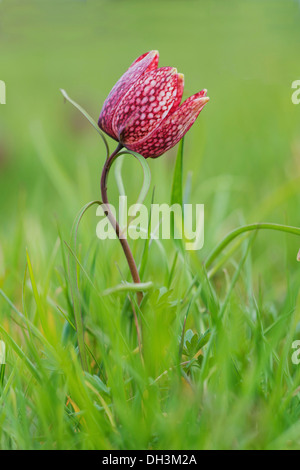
98,51 -> 209,158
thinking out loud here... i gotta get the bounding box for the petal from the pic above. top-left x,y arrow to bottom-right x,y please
98,51 -> 159,139
169,73 -> 184,114
126,91 -> 209,158
113,67 -> 179,145
129,52 -> 155,68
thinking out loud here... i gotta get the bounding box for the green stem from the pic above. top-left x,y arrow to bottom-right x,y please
205,222 -> 300,270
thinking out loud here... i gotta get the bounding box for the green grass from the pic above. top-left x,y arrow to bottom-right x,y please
1,0 -> 300,450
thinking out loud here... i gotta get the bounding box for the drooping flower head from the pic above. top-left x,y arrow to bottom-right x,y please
98,51 -> 209,158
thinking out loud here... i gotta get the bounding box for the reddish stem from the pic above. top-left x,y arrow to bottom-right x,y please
100,144 -> 143,305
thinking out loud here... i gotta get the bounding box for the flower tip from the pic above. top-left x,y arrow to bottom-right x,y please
199,89 -> 208,97
198,88 -> 209,103
198,95 -> 210,105
149,49 -> 159,58
297,249 -> 300,262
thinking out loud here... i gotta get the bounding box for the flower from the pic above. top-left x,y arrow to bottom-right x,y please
98,51 -> 209,158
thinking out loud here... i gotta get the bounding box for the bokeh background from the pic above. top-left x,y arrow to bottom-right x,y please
1,0 -> 300,450
1,0 -> 300,289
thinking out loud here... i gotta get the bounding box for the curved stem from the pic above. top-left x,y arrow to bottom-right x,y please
100,144 -> 143,304
205,222 -> 300,270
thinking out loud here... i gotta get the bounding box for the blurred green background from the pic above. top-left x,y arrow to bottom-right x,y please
1,0 -> 300,283
0,0 -> 300,320
1,0 -> 300,449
